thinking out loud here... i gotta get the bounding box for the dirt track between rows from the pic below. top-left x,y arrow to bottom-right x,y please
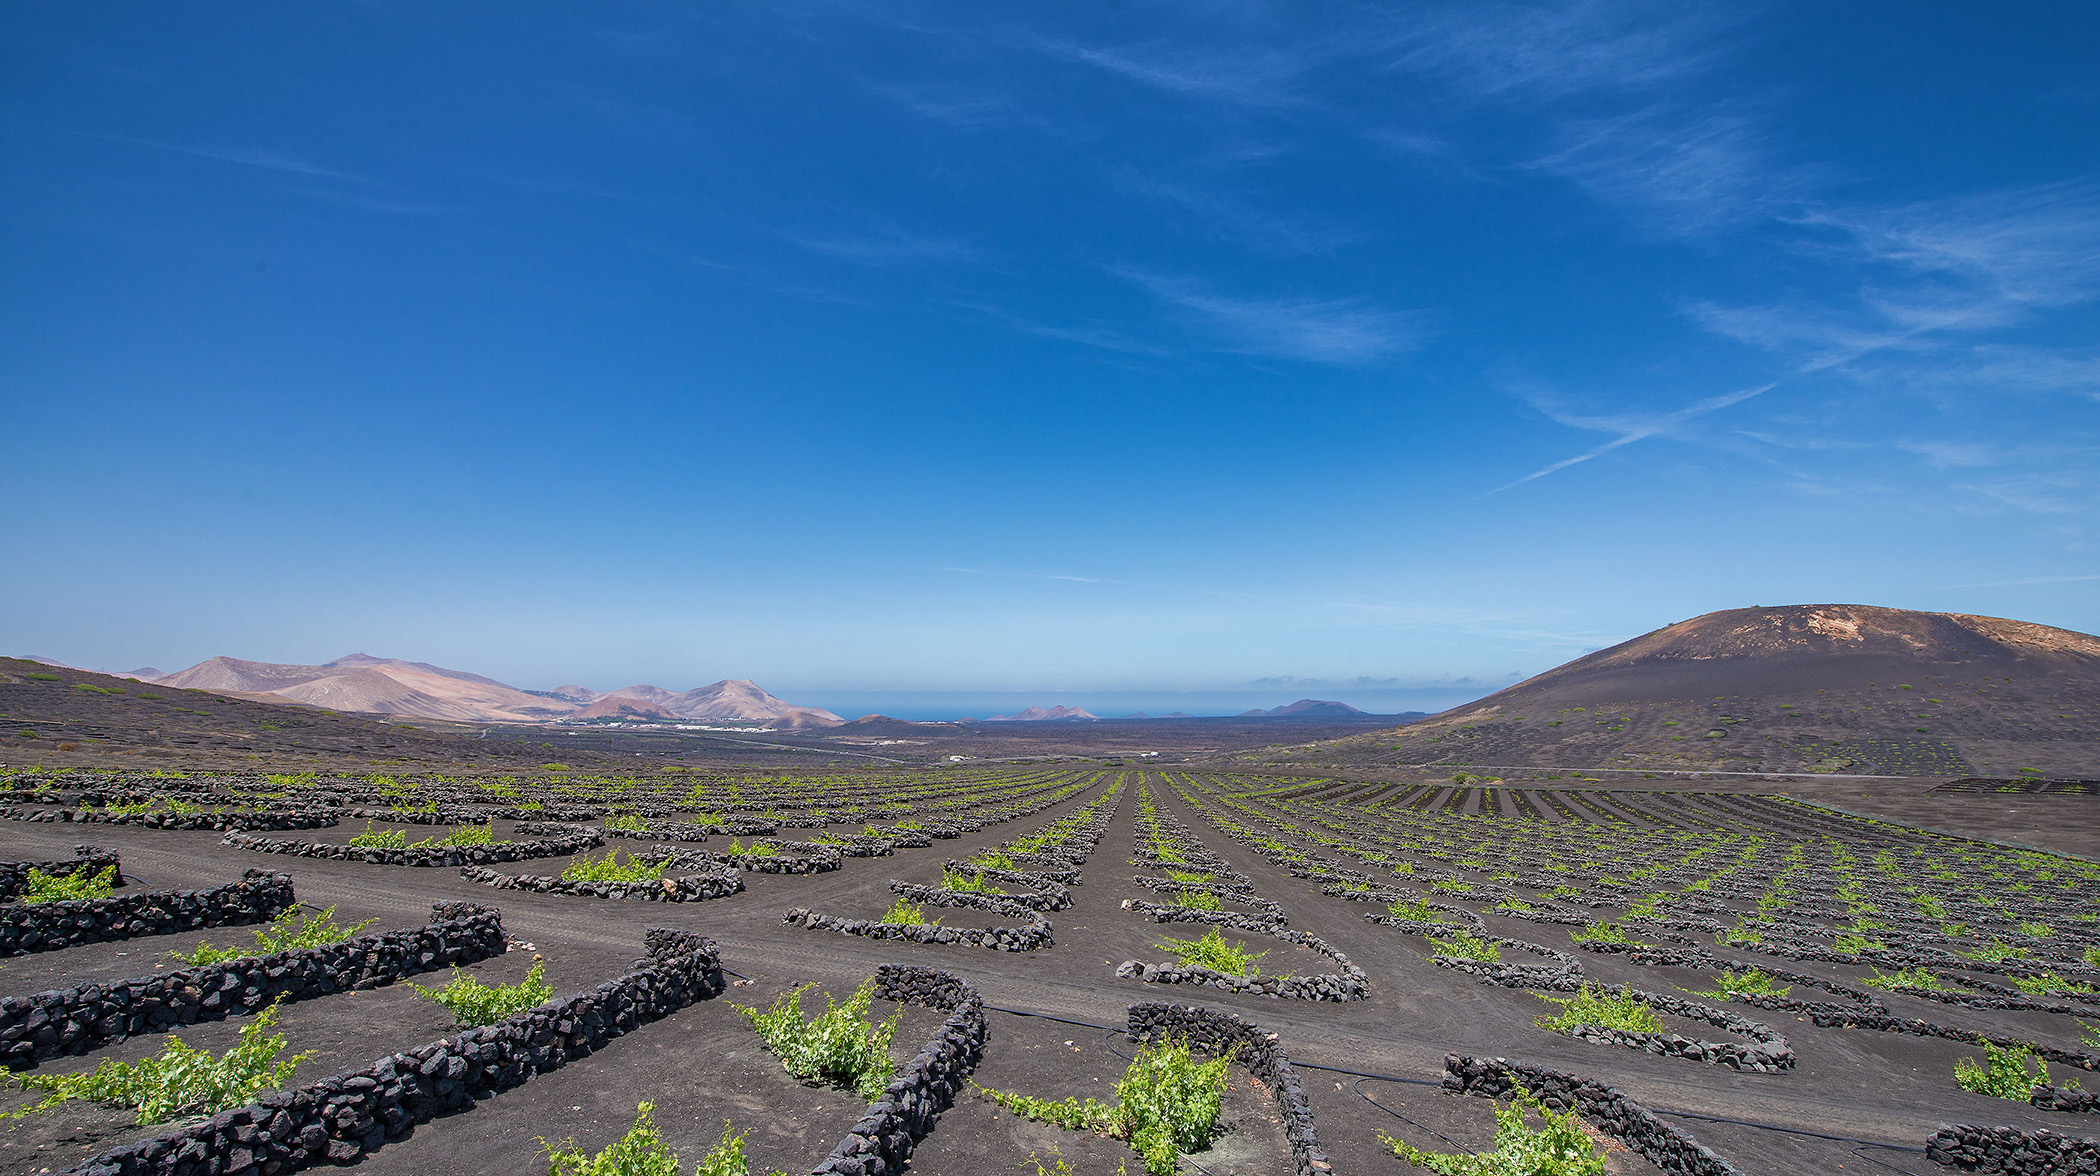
3,781 -> 2092,1175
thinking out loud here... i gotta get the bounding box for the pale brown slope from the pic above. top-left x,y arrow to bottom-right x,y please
154,654 -> 579,723
665,679 -> 843,724
1244,604 -> 2100,777
0,657 -> 635,770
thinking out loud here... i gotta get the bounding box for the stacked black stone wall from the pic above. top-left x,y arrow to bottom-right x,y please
810,965 -> 988,1176
1926,1123 -> 2100,1172
2,808 -> 336,831
221,829 -> 601,867
60,926 -> 726,1176
2033,1083 -> 2100,1114
1443,1054 -> 1741,1176
459,864 -> 745,902
1126,1002 -> 1333,1176
0,847 -> 123,898
2,895 -> 503,1067
0,868 -> 288,959
783,907 -> 1052,952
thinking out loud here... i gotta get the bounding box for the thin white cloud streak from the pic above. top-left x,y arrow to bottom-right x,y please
1481,382 -> 1775,496
1032,35 -> 1323,111
1112,170 -> 1368,257
1388,0 -> 1732,103
76,131 -> 371,184
788,227 -> 982,267
1115,269 -> 1425,364
943,567 -> 1113,584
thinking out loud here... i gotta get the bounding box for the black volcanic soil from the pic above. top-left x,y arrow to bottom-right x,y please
1244,605 -> 2100,777
3,769 -> 2093,1176
465,714 -> 1411,768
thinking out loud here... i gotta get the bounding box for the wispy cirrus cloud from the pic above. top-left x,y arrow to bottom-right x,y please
1483,381 -> 1775,496
74,130 -> 372,184
788,225 -> 982,267
1692,184 -> 2100,406
1115,268 -> 1425,364
944,566 -> 1117,584
1390,0 -> 1732,103
1528,108 -> 1782,234
1031,35 -> 1327,111
1113,170 -> 1367,257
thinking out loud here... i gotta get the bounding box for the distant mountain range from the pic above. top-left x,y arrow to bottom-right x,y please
962,699 -> 1408,722
980,705 -> 1100,722
97,654 -> 843,729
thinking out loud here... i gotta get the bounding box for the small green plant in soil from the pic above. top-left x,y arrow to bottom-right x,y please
1963,939 -> 2026,963
1022,1148 -> 1076,1176
1715,924 -> 1765,947
1687,969 -> 1791,999
1833,933 -> 1883,955
19,865 -> 115,904
167,903 -> 378,965
1955,1043 -> 2053,1101
562,849 -> 667,884
970,850 -> 1017,869
2080,1019 -> 2100,1050
2008,971 -> 2092,996
1170,887 -> 1222,911
1535,985 -> 1664,1034
880,898 -> 935,926
735,979 -> 899,1098
941,867 -> 1000,893
723,839 -> 777,858
348,823 -> 409,849
541,1104 -> 789,1176
977,1035 -> 1230,1176
1568,922 -> 1633,945
1155,928 -> 1268,977
7,1000 -> 310,1126
1862,967 -> 1949,993
1428,930 -> 1501,962
1381,1083 -> 1607,1176
425,824 -> 498,847
410,960 -> 553,1027
604,813 -> 649,833
1388,895 -> 1434,919
1165,869 -> 1213,885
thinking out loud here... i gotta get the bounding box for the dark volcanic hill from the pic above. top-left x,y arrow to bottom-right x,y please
1238,699 -> 1372,718
1248,604 -> 2100,777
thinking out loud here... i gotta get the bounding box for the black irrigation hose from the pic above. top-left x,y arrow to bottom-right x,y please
1649,1106 -> 1927,1154
1349,1076 -> 1469,1150
1294,1055 -> 1933,1159
1847,1142 -> 1933,1176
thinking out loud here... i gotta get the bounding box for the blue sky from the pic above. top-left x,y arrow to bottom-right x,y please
4,3 -> 2097,719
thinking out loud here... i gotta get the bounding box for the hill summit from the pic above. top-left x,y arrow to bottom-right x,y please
1255,604 -> 2100,777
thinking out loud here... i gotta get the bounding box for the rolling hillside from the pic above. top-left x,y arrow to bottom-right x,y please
137,656 -> 841,728
1248,604 -> 2100,777
0,657 -> 636,770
